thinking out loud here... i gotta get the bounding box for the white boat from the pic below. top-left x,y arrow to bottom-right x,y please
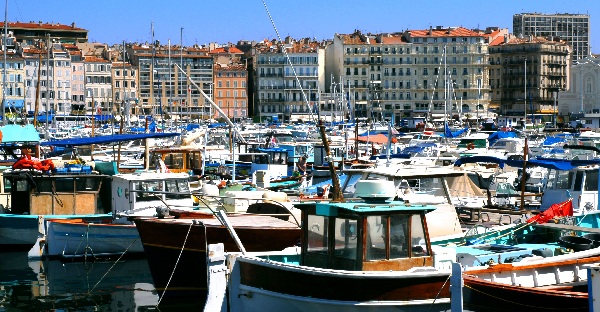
217,180 -> 452,311
45,171 -> 197,259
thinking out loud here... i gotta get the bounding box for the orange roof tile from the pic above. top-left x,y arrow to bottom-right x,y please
408,27 -> 482,38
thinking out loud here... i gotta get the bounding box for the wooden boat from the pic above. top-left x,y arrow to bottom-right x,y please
461,255 -> 594,312
133,211 -> 301,303
222,180 -> 451,312
44,171 -> 197,259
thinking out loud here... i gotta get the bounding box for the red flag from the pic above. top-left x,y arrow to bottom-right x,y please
527,199 -> 573,224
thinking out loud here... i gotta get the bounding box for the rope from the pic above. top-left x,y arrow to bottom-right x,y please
86,236 -> 139,295
427,274 -> 451,311
463,282 -> 587,310
156,220 -> 195,306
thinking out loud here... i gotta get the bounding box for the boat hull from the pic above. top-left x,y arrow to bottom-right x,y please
0,214 -> 111,249
46,219 -> 145,258
463,275 -> 587,312
228,256 -> 451,312
133,216 -> 301,302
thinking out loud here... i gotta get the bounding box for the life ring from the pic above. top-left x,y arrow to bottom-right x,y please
467,143 -> 475,150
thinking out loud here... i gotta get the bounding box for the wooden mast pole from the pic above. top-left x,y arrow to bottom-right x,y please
319,119 -> 344,202
33,53 -> 42,127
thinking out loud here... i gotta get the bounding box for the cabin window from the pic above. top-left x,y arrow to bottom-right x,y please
75,178 -> 100,191
54,178 -> 75,192
164,154 -> 184,169
334,218 -> 358,260
585,171 -> 598,191
410,214 -> 429,257
573,171 -> 584,192
366,216 -> 387,260
390,215 -> 410,258
3,177 -> 11,193
547,170 -> 573,189
135,181 -> 163,202
15,180 -> 28,192
307,215 -> 328,254
165,179 -> 191,199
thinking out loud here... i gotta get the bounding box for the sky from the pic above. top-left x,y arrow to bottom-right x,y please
6,0 -> 599,53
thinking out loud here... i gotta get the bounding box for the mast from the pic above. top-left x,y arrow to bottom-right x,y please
33,53 -> 41,127
318,119 -> 343,202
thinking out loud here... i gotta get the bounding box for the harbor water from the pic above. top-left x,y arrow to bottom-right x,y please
0,251 -> 203,311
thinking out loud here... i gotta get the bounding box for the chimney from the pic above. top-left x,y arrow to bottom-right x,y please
504,34 -> 508,44
428,26 -> 432,35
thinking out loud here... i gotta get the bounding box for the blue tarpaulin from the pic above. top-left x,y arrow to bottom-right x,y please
41,132 -> 180,147
487,131 -> 517,147
0,124 -> 40,143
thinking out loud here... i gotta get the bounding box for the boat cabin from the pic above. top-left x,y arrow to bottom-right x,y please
4,170 -> 110,215
541,166 -> 599,215
297,200 -> 436,271
250,148 -> 289,178
149,146 -> 203,175
111,172 -> 194,220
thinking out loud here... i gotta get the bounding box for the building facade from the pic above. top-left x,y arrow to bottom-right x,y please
559,55 -> 600,117
127,43 -> 213,119
213,64 -> 248,120
329,27 -> 489,124
254,38 -> 325,122
513,13 -> 589,63
488,35 -> 570,125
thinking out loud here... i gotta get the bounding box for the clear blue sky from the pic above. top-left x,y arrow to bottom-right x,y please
7,0 -> 598,53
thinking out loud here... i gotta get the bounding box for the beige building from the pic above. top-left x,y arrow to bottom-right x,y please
488,35 -> 570,125
329,27 -> 489,124
559,55 -> 600,117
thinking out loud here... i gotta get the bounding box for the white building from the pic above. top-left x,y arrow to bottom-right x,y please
559,55 -> 600,121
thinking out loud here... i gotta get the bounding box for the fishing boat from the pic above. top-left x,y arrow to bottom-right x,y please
133,210 -> 301,304
222,179 -> 451,311
45,171 -> 195,258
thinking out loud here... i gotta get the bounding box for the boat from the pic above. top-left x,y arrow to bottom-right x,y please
45,171 -> 196,259
221,179 -> 452,311
133,206 -> 302,303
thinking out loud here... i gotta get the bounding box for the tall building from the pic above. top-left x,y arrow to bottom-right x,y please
513,13 -> 589,63
254,37 -> 325,122
488,34 -> 570,125
127,43 -> 213,119
329,27 -> 489,124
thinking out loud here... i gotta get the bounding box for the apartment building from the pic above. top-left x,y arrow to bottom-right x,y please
0,54 -> 25,119
127,43 -> 213,119
254,37 -> 325,122
0,21 -> 88,46
64,44 -> 86,115
488,35 -> 570,125
84,56 -> 112,115
51,43 -> 72,115
213,63 -> 248,120
111,61 -> 138,117
329,27 -> 489,124
513,13 -> 589,63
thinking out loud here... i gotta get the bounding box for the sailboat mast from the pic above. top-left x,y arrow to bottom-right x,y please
33,53 -> 41,127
